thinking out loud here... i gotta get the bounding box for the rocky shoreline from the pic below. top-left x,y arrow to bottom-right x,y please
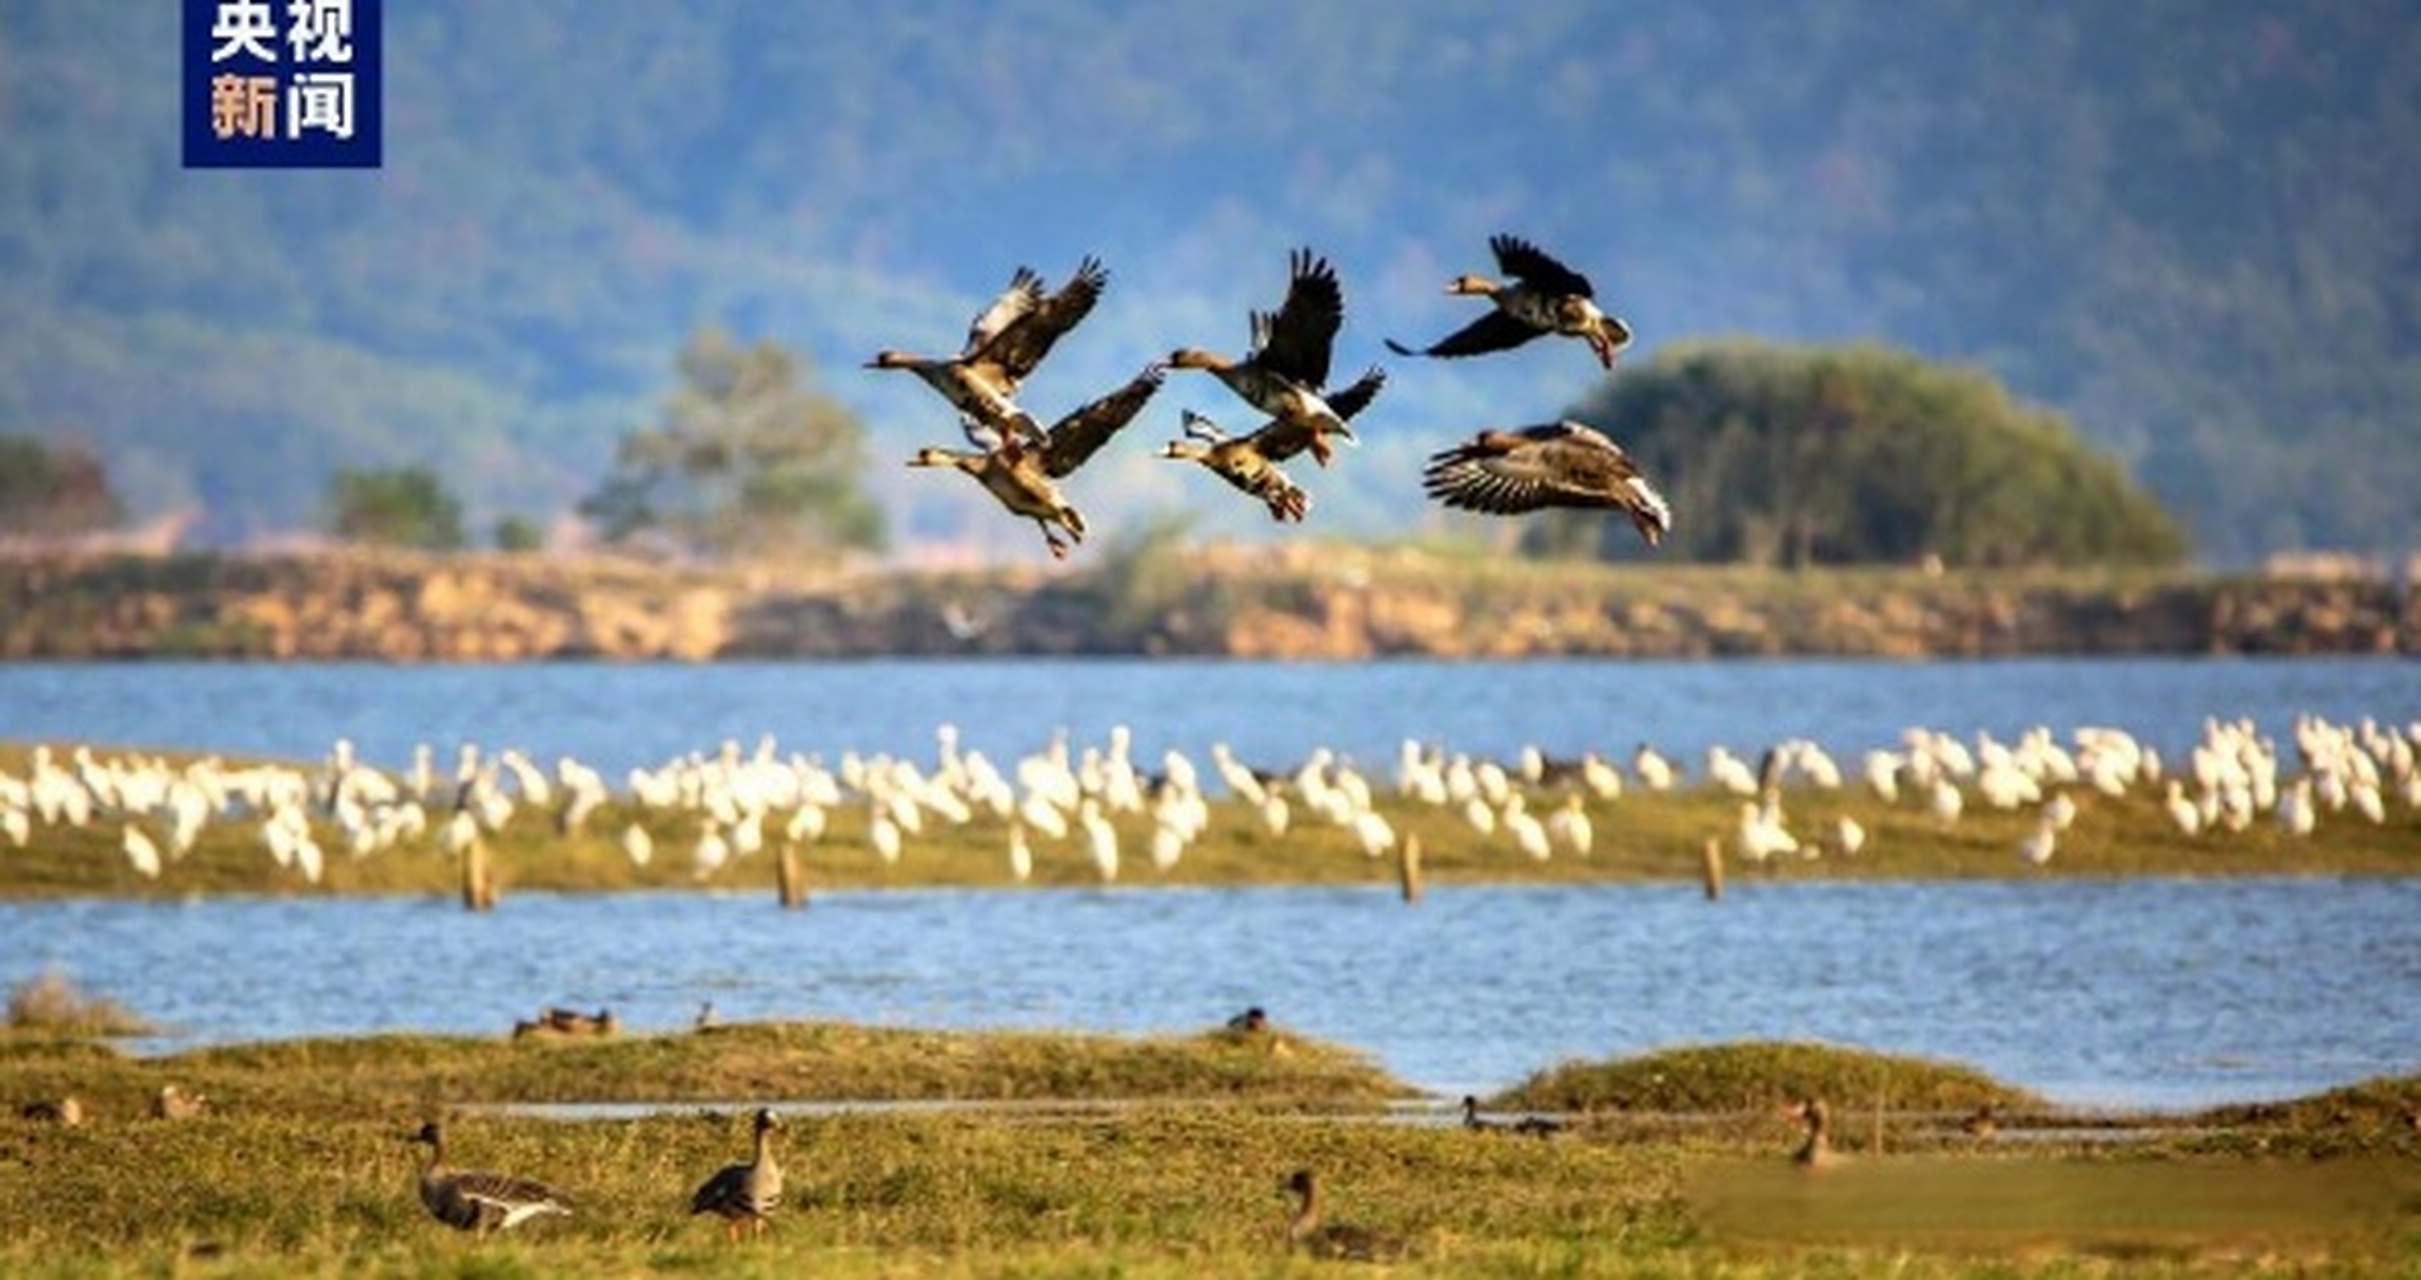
2,546 -> 2413,661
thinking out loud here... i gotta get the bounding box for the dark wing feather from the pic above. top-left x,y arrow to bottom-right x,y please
1489,234 -> 1594,297
451,1168 -> 570,1215
1257,248 -> 1344,389
981,256 -> 1109,380
1386,309 -> 1543,360
691,1162 -> 749,1215
964,266 -> 1045,355
1325,366 -> 1388,422
1040,366 -> 1164,477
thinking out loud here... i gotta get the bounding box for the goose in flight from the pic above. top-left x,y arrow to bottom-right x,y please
1159,365 -> 1386,521
1387,234 -> 1632,370
908,365 -> 1164,558
1420,420 -> 1670,547
869,256 -> 1109,444
1165,248 -> 1359,466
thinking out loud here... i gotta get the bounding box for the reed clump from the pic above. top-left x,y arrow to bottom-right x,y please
4,969 -> 154,1039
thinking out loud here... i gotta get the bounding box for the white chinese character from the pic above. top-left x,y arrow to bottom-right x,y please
287,72 -> 355,140
210,0 -> 280,63
285,0 -> 354,63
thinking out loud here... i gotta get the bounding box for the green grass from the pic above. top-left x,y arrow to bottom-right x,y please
2,1033 -> 2413,1277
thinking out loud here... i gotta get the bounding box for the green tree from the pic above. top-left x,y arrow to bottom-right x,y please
325,465 -> 467,550
1527,341 -> 2189,569
581,330 -> 885,559
492,514 -> 544,552
0,434 -> 124,539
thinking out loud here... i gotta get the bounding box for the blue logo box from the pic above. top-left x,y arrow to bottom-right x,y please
183,0 -> 382,168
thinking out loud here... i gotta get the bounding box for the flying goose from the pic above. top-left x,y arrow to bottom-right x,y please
1160,365 -> 1386,520
1421,421 -> 1670,546
1159,412 -> 1311,522
1279,1167 -> 1406,1261
690,1107 -> 785,1242
868,256 -> 1110,444
908,365 -> 1165,558
1386,233 -> 1633,370
407,1120 -> 573,1234
1165,249 -> 1358,466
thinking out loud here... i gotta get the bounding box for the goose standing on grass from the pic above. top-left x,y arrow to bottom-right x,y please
867,256 -> 1109,444
1421,421 -> 1671,546
1165,248 -> 1357,466
1161,365 -> 1388,520
1788,1098 -> 1835,1168
908,365 -> 1165,559
1387,233 -> 1633,370
691,1107 -> 784,1243
1279,1167 -> 1405,1261
408,1120 -> 572,1235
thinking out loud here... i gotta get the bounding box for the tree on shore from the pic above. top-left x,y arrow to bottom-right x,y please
580,330 -> 885,559
0,434 -> 124,540
324,465 -> 467,550
1525,341 -> 2190,568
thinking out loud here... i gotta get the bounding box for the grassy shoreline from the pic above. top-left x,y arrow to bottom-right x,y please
2,1027 -> 2414,1276
3,739 -> 2417,902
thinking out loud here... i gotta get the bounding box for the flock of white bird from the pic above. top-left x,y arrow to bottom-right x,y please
1,711 -> 2415,889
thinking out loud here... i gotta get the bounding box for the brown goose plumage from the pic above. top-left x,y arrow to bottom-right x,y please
408,1120 -> 572,1235
869,256 -> 1110,444
1165,249 -> 1357,465
1161,365 -> 1384,521
1387,234 -> 1633,370
1279,1167 -> 1407,1261
908,365 -> 1164,558
690,1107 -> 784,1242
1421,420 -> 1670,546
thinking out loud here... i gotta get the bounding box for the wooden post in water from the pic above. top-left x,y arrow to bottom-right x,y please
461,836 -> 497,912
1397,833 -> 1424,904
1699,835 -> 1724,901
777,843 -> 809,909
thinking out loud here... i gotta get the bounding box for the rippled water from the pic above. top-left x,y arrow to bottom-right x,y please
1,655 -> 2413,777
6,877 -> 2414,1110
4,657 -> 2416,1110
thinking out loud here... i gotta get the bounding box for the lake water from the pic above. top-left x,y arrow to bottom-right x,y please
2,656 -> 2417,1110
0,655 -> 2414,778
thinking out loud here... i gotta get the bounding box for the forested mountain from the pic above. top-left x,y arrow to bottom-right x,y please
2,1 -> 2414,563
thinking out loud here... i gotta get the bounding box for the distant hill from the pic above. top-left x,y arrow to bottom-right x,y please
2,1 -> 2414,563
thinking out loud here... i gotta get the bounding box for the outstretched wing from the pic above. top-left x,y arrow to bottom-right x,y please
1490,234 -> 1595,297
982,255 -> 1110,381
1041,365 -> 1164,477
1257,248 -> 1344,389
1422,421 -> 1669,545
965,266 -> 1045,356
1385,308 -> 1543,360
1324,365 -> 1388,422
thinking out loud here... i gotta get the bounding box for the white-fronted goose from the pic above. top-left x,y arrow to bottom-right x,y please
1279,1167 -> 1406,1261
868,256 -> 1109,444
690,1107 -> 784,1242
1387,233 -> 1633,370
1159,411 -> 1311,522
1161,363 -> 1385,520
151,1084 -> 208,1120
408,1120 -> 573,1234
1789,1098 -> 1836,1168
1165,249 -> 1357,466
1421,420 -> 1670,546
908,365 -> 1164,558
